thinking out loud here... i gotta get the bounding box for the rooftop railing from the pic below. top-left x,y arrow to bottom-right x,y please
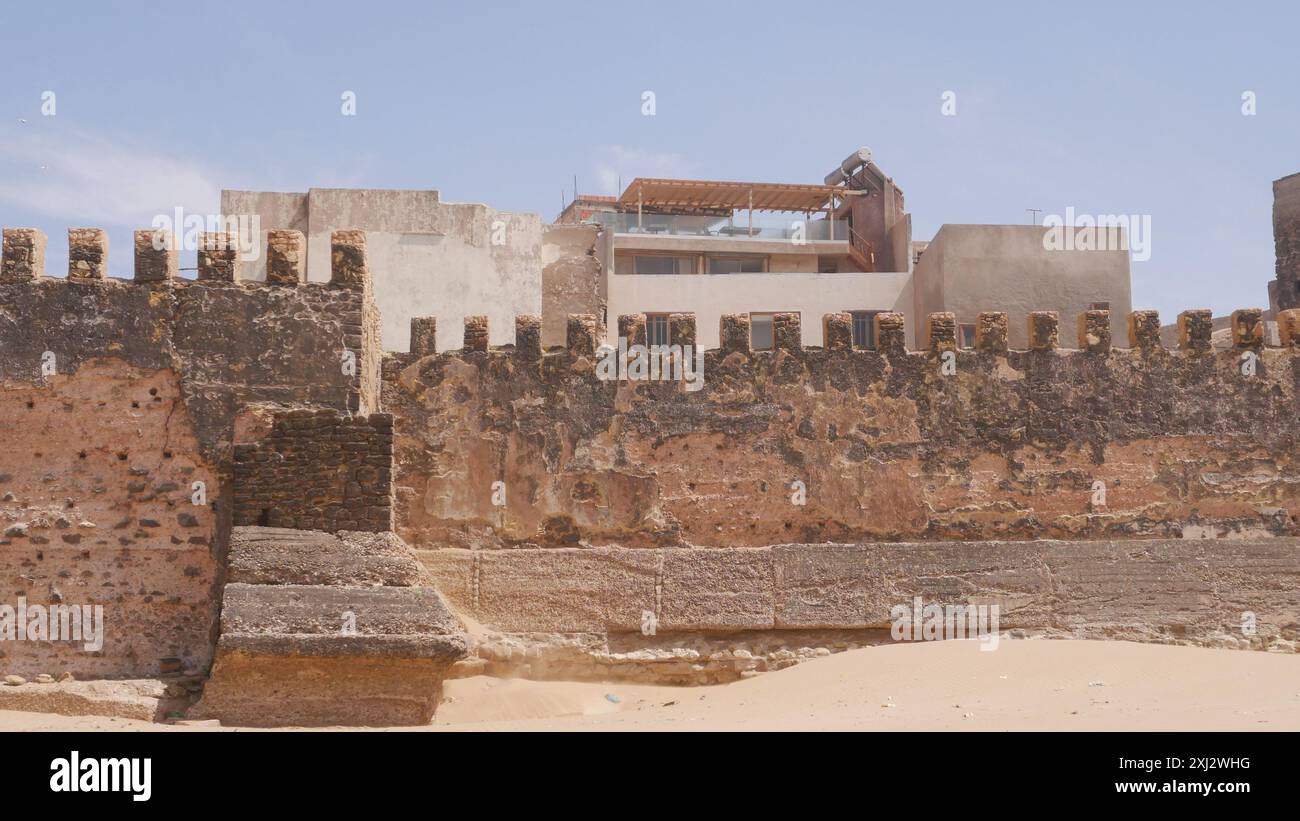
592,212 -> 849,241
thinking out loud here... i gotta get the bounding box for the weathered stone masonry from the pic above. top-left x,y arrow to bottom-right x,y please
421,536 -> 1300,675
385,307 -> 1300,551
190,526 -> 466,727
0,227 -> 381,678
1274,172 -> 1300,311
233,409 -> 395,533
391,306 -> 1300,676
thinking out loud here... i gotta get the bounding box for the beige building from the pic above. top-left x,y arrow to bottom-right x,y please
226,153 -> 1133,355
913,224 -> 1131,348
221,188 -> 600,352
560,149 -> 1131,351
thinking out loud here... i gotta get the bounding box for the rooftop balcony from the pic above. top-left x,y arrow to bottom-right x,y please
592,212 -> 850,242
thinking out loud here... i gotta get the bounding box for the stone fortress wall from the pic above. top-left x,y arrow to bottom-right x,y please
387,304 -> 1300,679
3,217 -> 1300,692
387,308 -> 1299,550
0,226 -> 377,678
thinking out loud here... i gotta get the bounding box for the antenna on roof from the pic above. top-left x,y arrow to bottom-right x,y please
1026,208 -> 1042,225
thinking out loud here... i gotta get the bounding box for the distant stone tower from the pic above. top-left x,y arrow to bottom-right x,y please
1273,172 -> 1300,311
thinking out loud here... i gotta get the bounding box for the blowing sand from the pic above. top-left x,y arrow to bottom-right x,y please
3,639 -> 1299,731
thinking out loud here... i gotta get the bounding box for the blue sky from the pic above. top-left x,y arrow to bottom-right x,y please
1,1 -> 1296,319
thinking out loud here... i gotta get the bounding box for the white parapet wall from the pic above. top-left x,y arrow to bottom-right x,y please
223,188 -> 546,353
912,224 -> 1132,349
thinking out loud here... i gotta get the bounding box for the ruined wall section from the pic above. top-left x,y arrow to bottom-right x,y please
232,410 -> 394,533
1273,172 -> 1300,312
0,227 -> 382,678
384,308 -> 1300,550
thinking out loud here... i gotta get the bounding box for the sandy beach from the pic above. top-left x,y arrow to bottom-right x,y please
3,639 -> 1298,732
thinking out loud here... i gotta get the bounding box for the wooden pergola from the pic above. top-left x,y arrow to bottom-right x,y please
617,177 -> 865,237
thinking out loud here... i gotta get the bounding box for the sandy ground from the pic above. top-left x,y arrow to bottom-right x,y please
3,639 -> 1299,731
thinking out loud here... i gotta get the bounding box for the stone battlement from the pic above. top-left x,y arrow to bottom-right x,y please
0,228 -> 384,441
1,226 -> 370,290
394,307 -> 1293,363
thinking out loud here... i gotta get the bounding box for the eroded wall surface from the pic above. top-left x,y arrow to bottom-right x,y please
384,314 -> 1299,551
0,272 -> 377,677
0,360 -> 217,678
1275,173 -> 1300,311
388,308 -> 1300,670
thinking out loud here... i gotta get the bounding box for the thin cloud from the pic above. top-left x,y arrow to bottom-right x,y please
0,127 -> 219,226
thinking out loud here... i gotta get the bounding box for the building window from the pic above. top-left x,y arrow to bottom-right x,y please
850,311 -> 879,349
646,314 -> 670,346
707,255 -> 765,275
1088,301 -> 1110,311
618,255 -> 693,275
750,313 -> 775,350
959,324 -> 976,349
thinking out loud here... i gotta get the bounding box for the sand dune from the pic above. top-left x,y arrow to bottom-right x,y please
4,639 -> 1299,731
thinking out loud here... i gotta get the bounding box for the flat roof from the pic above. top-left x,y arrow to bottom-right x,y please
617,178 -> 862,213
